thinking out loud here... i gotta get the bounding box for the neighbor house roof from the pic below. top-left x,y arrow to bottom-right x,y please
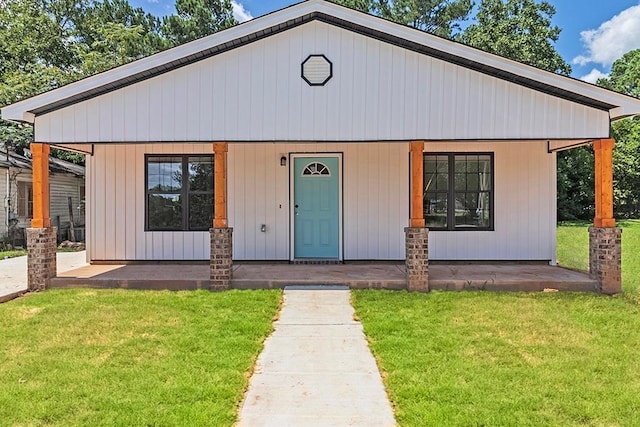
3,0 -> 640,123
0,147 -> 85,177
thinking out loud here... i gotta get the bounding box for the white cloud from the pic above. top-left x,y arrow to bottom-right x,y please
573,4 -> 640,67
232,1 -> 253,23
579,68 -> 609,84
147,0 -> 159,4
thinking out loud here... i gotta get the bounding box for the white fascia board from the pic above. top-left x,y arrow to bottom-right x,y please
3,0 -> 640,123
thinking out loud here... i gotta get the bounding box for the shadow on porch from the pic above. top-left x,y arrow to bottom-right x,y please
49,262 -> 598,292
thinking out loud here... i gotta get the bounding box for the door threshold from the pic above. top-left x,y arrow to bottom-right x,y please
290,259 -> 343,265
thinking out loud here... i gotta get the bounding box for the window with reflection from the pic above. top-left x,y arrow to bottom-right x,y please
423,153 -> 493,231
146,155 -> 214,231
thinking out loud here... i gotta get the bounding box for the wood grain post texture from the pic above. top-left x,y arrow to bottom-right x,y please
27,143 -> 57,291
405,141 -> 429,292
589,139 -> 622,294
210,143 -> 233,291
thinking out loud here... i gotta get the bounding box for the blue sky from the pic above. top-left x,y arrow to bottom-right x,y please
130,0 -> 640,82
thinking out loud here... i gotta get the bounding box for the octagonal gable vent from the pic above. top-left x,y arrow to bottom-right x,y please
301,54 -> 333,86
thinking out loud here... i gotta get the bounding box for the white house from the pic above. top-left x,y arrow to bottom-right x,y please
3,0 -> 639,292
0,146 -> 84,246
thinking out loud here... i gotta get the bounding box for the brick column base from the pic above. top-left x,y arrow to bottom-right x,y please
589,227 -> 622,295
26,227 -> 57,292
210,227 -> 233,291
405,227 -> 429,292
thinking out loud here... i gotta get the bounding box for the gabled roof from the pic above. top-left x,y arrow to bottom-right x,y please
3,0 -> 640,122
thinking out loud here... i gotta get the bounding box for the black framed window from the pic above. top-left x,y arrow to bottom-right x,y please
146,155 -> 214,231
424,153 -> 493,231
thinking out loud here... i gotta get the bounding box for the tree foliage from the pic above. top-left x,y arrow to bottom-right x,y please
557,147 -> 594,221
597,48 -> 640,98
332,0 -> 472,37
161,0 -> 236,45
0,0 -> 235,165
377,0 -> 473,37
595,49 -> 640,218
460,0 -> 571,75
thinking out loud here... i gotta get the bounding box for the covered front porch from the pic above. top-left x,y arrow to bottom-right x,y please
50,262 -> 597,293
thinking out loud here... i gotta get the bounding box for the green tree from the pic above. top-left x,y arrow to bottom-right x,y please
597,49 -> 640,218
597,49 -> 640,99
0,0 -> 167,163
461,0 -> 571,75
331,0 -> 472,37
556,147 -> 594,221
377,0 -> 473,37
161,0 -> 236,46
610,117 -> 640,218
330,0 -> 376,12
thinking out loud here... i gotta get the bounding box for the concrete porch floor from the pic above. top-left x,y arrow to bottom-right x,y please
50,262 -> 598,292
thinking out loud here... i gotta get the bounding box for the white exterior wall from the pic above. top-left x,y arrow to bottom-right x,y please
87,144 -> 212,261
0,168 -> 83,238
50,174 -> 84,228
35,21 -> 609,144
229,143 -> 408,260
428,141 -> 556,262
87,142 -> 408,261
88,141 -> 555,262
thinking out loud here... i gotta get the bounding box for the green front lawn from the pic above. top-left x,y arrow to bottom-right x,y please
0,289 -> 281,426
558,219 -> 640,293
354,220 -> 640,426
353,291 -> 640,426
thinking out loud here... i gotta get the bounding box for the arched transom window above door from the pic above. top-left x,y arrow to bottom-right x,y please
302,162 -> 331,176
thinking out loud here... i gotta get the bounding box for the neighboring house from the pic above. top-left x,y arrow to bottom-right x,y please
2,0 -> 639,292
0,145 -> 85,245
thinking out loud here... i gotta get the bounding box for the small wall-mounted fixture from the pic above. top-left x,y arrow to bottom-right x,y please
261,224 -> 267,233
280,156 -> 287,166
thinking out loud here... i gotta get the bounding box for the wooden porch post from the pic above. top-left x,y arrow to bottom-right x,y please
26,143 -> 56,291
211,142 -> 232,291
409,141 -> 425,228
589,138 -> 622,294
405,141 -> 428,292
31,143 -> 51,228
213,142 -> 228,228
593,138 -> 615,228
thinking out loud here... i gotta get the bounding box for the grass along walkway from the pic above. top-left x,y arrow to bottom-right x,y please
0,289 -> 281,426
354,221 -> 640,426
353,290 -> 640,426
558,219 -> 640,293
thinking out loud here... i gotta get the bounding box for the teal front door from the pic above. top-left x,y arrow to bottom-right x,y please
293,156 -> 340,259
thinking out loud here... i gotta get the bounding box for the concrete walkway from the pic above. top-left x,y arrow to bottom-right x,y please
238,286 -> 396,426
0,251 -> 88,302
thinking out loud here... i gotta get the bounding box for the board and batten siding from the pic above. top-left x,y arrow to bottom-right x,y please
87,142 -> 409,261
87,144 -> 212,261
35,21 -> 608,144
229,143 -> 408,260
50,174 -> 84,227
0,170 -> 83,233
427,141 -> 556,262
87,141 -> 555,262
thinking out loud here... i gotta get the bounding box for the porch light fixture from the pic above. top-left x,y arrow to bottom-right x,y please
280,156 -> 287,166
